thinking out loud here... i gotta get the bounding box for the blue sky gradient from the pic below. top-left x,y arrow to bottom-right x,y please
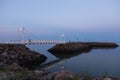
0,0 -> 120,42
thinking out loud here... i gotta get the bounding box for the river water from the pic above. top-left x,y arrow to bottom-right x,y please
27,43 -> 120,77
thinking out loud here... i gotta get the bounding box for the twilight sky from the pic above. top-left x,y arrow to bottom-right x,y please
0,0 -> 120,41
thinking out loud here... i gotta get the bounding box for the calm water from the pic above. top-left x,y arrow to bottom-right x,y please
27,43 -> 120,77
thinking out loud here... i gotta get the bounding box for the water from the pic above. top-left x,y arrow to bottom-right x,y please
27,43 -> 120,77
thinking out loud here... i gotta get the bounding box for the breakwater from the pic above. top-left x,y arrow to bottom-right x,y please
48,42 -> 119,53
0,44 -> 47,69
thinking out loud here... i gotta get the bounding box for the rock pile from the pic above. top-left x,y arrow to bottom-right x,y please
48,42 -> 118,53
0,44 -> 47,69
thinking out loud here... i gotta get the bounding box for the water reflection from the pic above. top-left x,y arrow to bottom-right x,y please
48,50 -> 91,59
38,51 -> 91,70
48,45 -> 119,59
39,47 -> 119,71
38,59 -> 65,70
50,52 -> 79,58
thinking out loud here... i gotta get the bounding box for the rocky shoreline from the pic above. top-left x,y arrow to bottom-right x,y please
0,43 -> 120,80
0,66 -> 120,80
0,44 -> 47,69
48,42 -> 119,53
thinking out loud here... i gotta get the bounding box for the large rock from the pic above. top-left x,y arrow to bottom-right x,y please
48,42 -> 91,53
48,42 -> 118,53
0,44 -> 47,69
54,71 -> 79,80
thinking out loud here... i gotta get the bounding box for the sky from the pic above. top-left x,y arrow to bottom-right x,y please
0,0 -> 120,42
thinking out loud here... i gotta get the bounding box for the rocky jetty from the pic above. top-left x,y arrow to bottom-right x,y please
0,44 -> 47,69
82,42 -> 119,48
48,42 -> 118,53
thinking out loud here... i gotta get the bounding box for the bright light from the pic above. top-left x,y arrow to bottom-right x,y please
18,27 -> 24,32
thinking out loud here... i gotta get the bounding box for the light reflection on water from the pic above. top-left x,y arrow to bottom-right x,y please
27,44 -> 120,77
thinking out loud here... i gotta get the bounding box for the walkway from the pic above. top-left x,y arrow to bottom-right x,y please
6,40 -> 65,45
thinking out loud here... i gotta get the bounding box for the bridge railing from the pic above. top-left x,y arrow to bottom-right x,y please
6,40 -> 65,44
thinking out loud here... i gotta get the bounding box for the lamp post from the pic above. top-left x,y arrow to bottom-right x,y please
60,34 -> 65,43
18,27 -> 25,42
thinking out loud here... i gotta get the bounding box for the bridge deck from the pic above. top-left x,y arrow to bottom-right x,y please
6,40 -> 65,45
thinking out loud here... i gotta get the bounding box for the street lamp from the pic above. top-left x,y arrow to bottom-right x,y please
60,34 -> 65,43
18,27 -> 25,42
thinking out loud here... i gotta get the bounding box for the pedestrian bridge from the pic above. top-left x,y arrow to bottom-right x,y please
6,40 -> 65,45
4,27 -> 66,45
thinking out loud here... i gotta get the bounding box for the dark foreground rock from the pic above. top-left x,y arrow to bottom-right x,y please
48,42 -> 119,53
0,44 -> 47,69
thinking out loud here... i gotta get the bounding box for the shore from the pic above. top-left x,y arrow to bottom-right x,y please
0,43 -> 120,80
0,66 -> 120,80
0,44 -> 47,69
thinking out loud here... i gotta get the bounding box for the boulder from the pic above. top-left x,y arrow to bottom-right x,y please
54,71 -> 78,80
